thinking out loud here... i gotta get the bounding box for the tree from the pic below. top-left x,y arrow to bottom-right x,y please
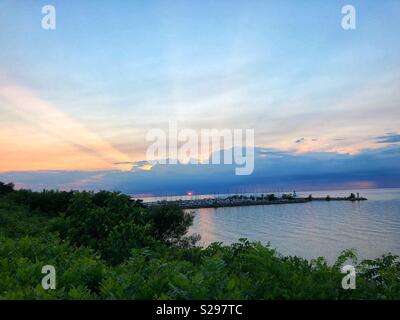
0,182 -> 14,196
145,204 -> 198,246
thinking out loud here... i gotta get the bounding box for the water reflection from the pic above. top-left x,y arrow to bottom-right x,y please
189,189 -> 400,263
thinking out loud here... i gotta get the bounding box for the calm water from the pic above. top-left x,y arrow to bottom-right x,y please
188,188 -> 400,263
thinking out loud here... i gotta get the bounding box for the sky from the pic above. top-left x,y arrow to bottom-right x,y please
2,146 -> 400,195
0,1 -> 400,194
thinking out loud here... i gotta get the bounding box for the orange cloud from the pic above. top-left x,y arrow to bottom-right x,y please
0,84 -> 135,172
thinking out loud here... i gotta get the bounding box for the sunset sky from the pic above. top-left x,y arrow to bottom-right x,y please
1,1 -> 400,193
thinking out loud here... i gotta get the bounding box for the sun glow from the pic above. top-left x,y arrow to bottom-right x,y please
0,84 -> 136,172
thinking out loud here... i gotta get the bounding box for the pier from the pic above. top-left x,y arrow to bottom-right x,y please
142,193 -> 367,209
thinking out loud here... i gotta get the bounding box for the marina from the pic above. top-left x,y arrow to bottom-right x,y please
142,192 -> 367,209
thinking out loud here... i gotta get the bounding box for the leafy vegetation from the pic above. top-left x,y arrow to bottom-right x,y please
0,182 -> 399,299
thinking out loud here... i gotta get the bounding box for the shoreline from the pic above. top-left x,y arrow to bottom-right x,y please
143,196 -> 367,209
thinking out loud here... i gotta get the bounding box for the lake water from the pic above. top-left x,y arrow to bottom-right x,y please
188,188 -> 400,263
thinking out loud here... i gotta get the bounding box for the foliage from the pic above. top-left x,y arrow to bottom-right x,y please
50,191 -> 156,264
0,236 -> 105,299
0,182 -> 399,300
144,203 -> 197,246
0,182 -> 14,196
0,199 -> 48,238
5,189 -> 74,216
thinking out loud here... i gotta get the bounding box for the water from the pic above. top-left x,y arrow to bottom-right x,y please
188,188 -> 400,263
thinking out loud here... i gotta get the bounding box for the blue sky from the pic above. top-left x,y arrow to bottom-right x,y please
0,1 -> 399,193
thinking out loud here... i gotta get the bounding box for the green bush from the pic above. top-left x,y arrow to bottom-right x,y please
0,199 -> 48,238
0,236 -> 106,299
51,192 -> 151,262
145,203 -> 197,246
0,183 -> 399,300
0,182 -> 14,196
5,189 -> 74,216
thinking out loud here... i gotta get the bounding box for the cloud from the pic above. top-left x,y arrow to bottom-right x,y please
376,133 -> 400,144
0,84 -> 135,171
2,145 -> 400,196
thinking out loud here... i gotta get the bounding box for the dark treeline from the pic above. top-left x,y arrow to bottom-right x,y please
0,181 -> 399,299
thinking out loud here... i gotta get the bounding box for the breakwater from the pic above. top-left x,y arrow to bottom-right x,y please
142,194 -> 367,209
